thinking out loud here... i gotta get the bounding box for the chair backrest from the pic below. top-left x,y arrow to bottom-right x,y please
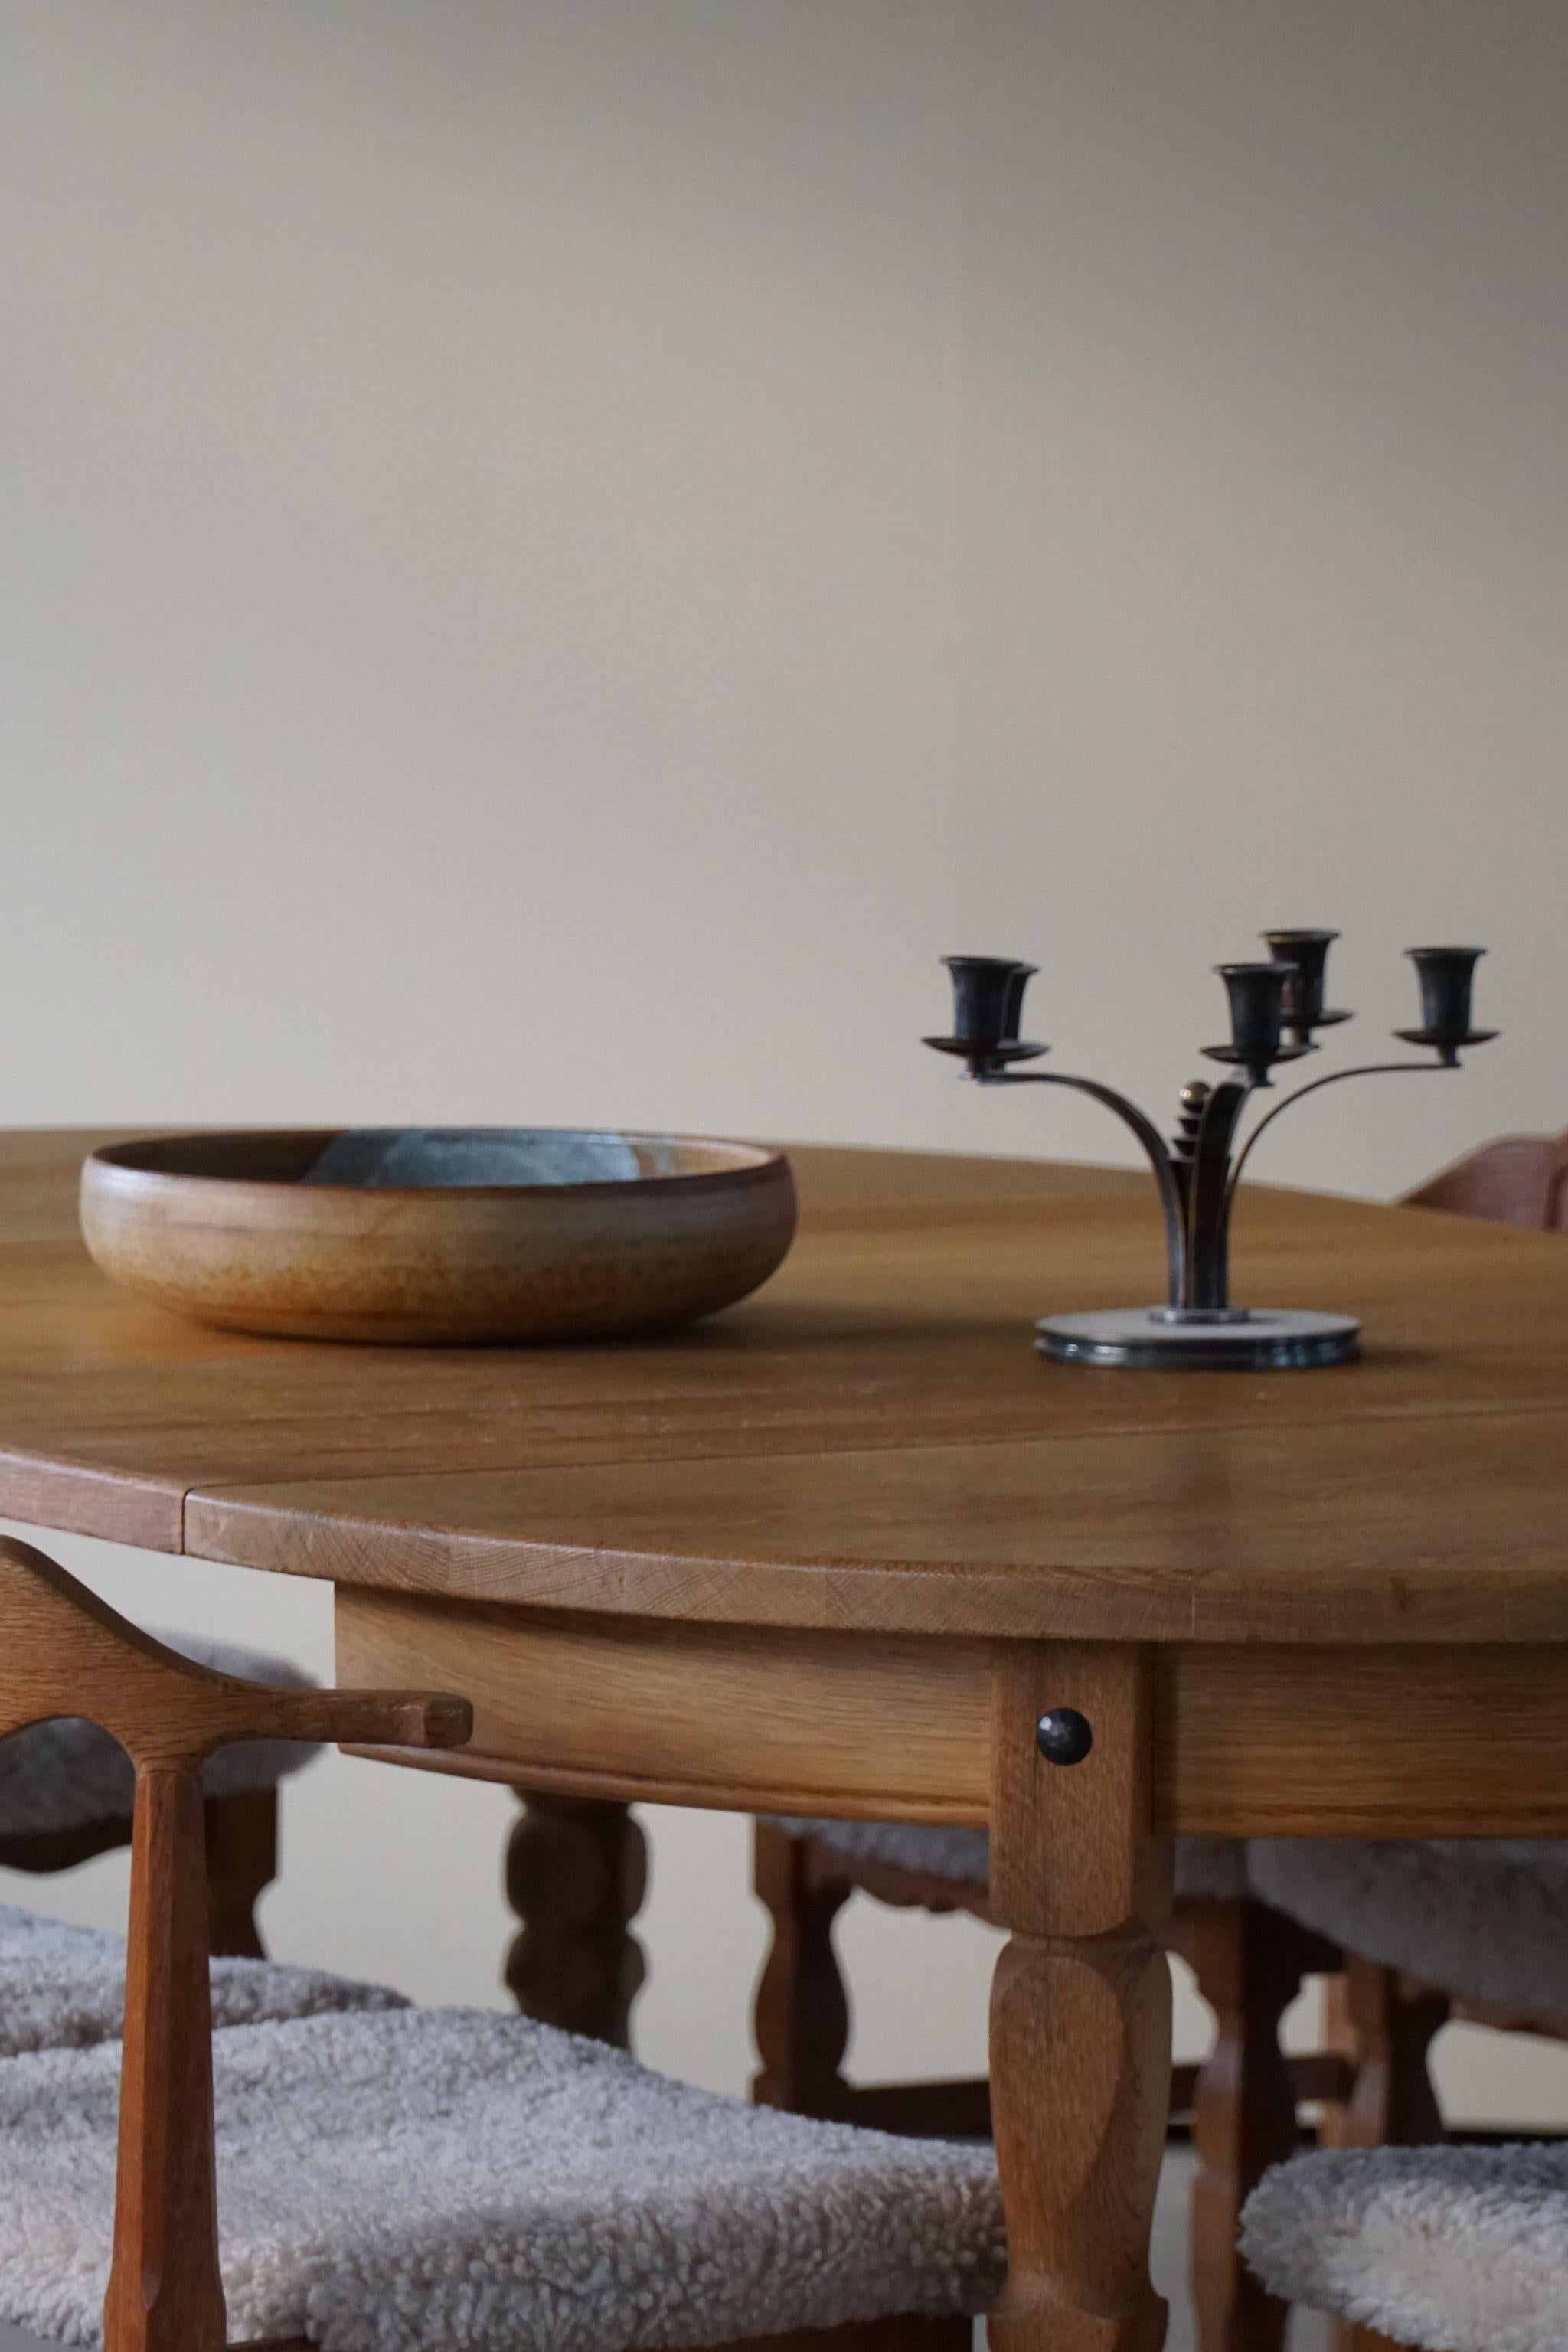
0,1535 -> 472,2352
1403,1128 -> 1568,1233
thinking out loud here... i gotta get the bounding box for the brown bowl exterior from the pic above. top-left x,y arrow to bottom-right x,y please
79,1132 -> 797,1344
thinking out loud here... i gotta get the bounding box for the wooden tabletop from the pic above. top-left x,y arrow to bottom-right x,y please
3,1128 -> 1568,1645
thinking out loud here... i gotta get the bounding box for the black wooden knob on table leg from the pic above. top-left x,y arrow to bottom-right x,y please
1034,1707 -> 1094,1766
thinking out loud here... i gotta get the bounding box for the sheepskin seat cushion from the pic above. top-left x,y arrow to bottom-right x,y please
0,2007 -> 1004,2352
769,1818 -> 1250,1903
0,1904 -> 407,2056
1250,1838 -> 1568,2022
1240,2139 -> 1568,2352
0,1631 -> 318,1841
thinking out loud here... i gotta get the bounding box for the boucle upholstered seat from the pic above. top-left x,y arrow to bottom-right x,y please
1240,2138 -> 1568,2352
1250,1838 -> 1568,2022
0,1903 -> 405,2056
0,1632 -> 316,1839
0,2000 -> 1004,2352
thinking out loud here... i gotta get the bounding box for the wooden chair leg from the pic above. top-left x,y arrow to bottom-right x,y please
1321,1956 -> 1448,2352
106,1767 -> 227,2352
1320,1953 -> 1449,2152
751,1821 -> 854,2114
1181,1900 -> 1306,2352
202,1785 -> 278,1962
505,1790 -> 647,2047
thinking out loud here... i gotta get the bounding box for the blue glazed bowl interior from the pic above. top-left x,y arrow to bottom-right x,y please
302,1128 -> 685,1190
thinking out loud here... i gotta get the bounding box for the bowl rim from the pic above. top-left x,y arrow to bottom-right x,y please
81,1128 -> 792,1204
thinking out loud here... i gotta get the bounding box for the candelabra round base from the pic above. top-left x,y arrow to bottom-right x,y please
1035,1305 -> 1361,1370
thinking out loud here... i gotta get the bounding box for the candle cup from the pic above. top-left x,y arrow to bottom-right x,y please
942,956 -> 1037,1050
1405,946 -> 1485,1041
1263,929 -> 1340,1034
1215,961 -> 1292,1067
1001,962 -> 1034,1044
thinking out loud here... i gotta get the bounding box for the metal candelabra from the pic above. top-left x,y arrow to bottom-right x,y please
926,932 -> 1497,1369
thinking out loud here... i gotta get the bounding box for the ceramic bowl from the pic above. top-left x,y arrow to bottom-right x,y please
79,1128 -> 796,1344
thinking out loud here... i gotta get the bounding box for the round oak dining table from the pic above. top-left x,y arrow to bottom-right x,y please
5,1127 -> 1568,2352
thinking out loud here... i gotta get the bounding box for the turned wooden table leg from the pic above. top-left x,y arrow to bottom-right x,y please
505,1791 -> 647,2047
988,1646 -> 1171,2352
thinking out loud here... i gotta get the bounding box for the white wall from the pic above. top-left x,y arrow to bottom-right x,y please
2,0 -> 1567,2124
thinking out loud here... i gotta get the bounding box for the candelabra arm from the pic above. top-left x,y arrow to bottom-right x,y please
986,1070 -> 1186,1305
1185,1078 -> 1258,1311
1225,1059 -> 1453,1209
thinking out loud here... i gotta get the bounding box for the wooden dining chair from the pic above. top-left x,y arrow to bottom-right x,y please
0,1535 -> 467,2352
0,1628 -> 320,1961
0,1534 -> 1005,2352
1402,1125 -> 1568,1230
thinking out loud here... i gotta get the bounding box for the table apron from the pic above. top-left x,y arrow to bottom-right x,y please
336,1587 -> 993,1822
335,1589 -> 1568,1837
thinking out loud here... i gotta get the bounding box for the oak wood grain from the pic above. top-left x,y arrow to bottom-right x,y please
335,1589 -> 993,1821
337,1594 -> 1568,1838
988,1646 -> 1171,2352
0,1534 -> 472,1766
0,1132 -> 1566,1649
191,1396 -> 1568,1642
104,1766 -> 227,2352
1158,1641 -> 1568,1835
